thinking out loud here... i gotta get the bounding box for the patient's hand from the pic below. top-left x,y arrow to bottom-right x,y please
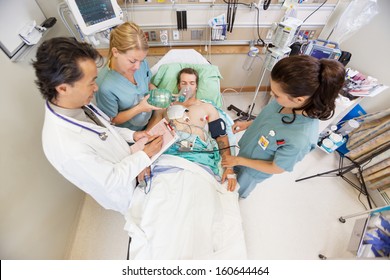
222,167 -> 237,192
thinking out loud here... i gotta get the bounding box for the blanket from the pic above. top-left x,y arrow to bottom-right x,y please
124,155 -> 247,259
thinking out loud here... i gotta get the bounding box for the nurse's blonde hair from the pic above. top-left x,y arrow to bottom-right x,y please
107,22 -> 149,64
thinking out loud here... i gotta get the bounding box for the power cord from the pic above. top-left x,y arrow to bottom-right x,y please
302,0 -> 328,23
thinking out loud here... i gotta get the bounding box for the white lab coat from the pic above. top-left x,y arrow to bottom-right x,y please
42,103 -> 151,215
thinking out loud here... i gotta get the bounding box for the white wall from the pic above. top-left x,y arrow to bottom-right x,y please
0,0 -> 84,259
337,0 -> 390,113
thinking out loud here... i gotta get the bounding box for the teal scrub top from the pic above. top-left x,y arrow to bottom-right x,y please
236,99 -> 319,198
95,61 -> 152,131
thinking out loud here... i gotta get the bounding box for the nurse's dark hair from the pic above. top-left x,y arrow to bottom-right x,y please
271,55 -> 345,123
32,37 -> 103,101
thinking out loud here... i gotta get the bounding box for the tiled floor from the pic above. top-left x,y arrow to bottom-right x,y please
67,92 -> 368,260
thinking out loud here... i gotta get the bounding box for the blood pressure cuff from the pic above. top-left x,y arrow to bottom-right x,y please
209,118 -> 227,139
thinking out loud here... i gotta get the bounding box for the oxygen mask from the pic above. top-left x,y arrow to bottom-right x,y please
174,86 -> 194,103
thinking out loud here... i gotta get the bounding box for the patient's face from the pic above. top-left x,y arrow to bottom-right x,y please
178,73 -> 197,96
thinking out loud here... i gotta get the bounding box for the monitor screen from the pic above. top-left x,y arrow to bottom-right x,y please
76,0 -> 116,27
66,0 -> 122,36
310,48 -> 332,60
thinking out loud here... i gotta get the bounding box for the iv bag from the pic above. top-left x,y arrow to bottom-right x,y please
330,0 -> 378,43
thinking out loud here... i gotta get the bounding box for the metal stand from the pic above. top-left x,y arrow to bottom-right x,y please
298,144 -> 390,260
339,205 -> 390,223
227,66 -> 268,121
295,151 -> 378,210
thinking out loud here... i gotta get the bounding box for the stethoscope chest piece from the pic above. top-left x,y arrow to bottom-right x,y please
99,132 -> 108,141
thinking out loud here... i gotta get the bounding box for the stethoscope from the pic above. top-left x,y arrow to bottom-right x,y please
46,100 -> 108,141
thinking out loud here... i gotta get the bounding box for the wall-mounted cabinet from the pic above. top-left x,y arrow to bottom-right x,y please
0,0 -> 46,61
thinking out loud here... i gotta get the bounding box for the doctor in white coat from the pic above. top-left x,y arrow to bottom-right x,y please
33,37 -> 163,215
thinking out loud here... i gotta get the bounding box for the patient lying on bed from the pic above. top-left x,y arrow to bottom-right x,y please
124,67 -> 246,260
148,67 -> 237,191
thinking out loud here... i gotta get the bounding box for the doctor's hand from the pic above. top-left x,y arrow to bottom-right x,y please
222,167 -> 237,192
143,135 -> 163,158
133,130 -> 150,142
138,94 -> 162,112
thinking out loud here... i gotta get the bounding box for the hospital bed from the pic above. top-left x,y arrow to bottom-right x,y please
123,49 -> 247,259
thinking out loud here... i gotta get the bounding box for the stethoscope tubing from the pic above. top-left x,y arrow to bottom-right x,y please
46,100 -> 108,141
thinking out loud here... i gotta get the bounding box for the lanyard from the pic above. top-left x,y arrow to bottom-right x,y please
46,100 -> 108,141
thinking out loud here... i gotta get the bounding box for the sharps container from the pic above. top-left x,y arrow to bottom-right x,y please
321,138 -> 335,153
328,133 -> 344,146
337,119 -> 360,136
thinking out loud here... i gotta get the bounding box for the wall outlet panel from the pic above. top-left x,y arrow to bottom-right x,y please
150,30 -> 157,41
172,30 -> 180,40
191,29 -> 204,40
143,27 -> 322,45
117,0 -> 338,5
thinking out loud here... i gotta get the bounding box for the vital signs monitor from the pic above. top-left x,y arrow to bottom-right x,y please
66,0 -> 123,36
303,39 -> 342,60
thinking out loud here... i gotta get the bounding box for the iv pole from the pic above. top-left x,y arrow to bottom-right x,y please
227,65 -> 268,121
247,66 -> 268,120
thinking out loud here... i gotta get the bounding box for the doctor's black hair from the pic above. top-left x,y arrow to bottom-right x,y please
32,37 -> 103,101
271,55 -> 345,124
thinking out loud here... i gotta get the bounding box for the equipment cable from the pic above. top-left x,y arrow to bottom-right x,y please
302,0 -> 328,23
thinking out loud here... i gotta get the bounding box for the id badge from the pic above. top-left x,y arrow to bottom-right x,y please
258,135 -> 269,150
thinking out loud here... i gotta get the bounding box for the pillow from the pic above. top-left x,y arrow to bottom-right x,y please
151,63 -> 223,108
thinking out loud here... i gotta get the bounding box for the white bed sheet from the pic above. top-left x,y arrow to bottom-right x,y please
124,154 -> 247,260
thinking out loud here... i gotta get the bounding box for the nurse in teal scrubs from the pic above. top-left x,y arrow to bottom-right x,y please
96,22 -> 160,131
222,55 -> 346,198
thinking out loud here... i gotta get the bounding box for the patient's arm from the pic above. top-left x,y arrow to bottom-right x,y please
203,104 -> 237,191
217,135 -> 237,191
147,108 -> 165,129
